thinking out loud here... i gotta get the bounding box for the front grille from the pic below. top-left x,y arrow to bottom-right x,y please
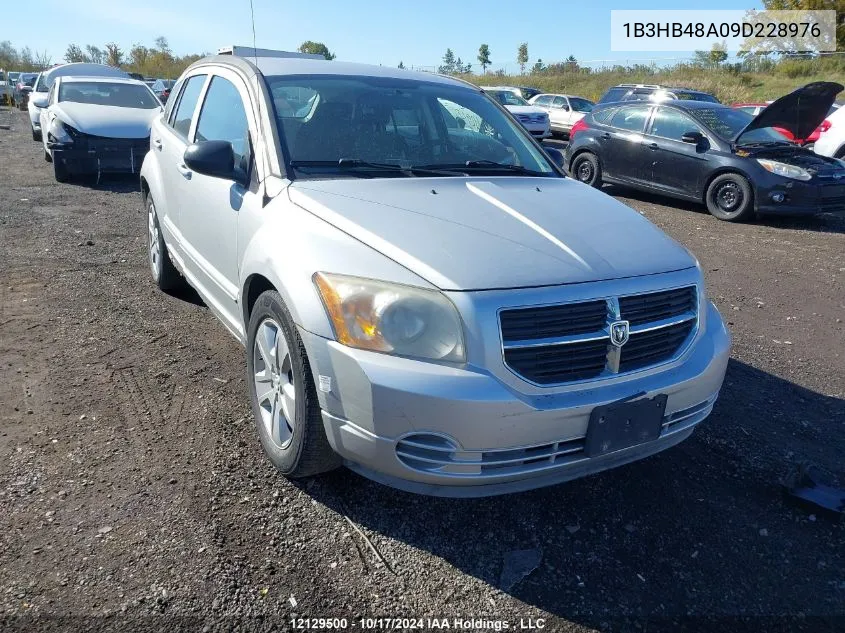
501,300 -> 608,340
619,286 -> 696,325
619,320 -> 695,372
500,286 -> 698,385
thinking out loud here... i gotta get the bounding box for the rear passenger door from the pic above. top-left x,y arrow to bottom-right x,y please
599,104 -> 652,184
645,106 -> 711,197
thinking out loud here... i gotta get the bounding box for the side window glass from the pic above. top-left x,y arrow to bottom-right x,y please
171,74 -> 206,138
610,106 -> 650,132
164,79 -> 184,122
48,83 -> 56,104
552,96 -> 565,108
195,76 -> 251,171
438,98 -> 484,133
536,95 -> 551,106
649,107 -> 701,141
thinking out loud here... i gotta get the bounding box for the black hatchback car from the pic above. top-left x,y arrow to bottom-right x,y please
565,82 -> 845,221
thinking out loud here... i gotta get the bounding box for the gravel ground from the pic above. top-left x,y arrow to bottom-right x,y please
1,110 -> 844,633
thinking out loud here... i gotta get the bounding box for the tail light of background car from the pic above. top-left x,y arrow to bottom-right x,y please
569,118 -> 588,140
819,119 -> 832,134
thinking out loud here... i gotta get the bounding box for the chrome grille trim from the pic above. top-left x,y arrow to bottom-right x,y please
499,285 -> 699,387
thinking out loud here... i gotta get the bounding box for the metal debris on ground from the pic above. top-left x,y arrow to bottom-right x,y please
782,461 -> 844,520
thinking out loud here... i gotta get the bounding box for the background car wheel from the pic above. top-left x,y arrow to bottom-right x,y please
146,195 -> 185,291
53,160 -> 69,183
44,148 -> 52,163
32,128 -> 41,142
571,152 -> 602,188
247,290 -> 341,478
705,173 -> 754,222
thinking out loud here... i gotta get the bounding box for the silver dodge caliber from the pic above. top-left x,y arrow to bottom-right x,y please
141,49 -> 731,497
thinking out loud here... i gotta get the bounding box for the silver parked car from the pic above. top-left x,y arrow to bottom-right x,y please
141,50 -> 731,497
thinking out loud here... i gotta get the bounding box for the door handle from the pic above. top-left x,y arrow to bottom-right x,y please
648,142 -> 660,150
601,132 -> 611,139
152,138 -> 163,151
176,163 -> 192,179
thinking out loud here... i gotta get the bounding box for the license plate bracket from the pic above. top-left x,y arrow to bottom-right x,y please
585,394 -> 668,457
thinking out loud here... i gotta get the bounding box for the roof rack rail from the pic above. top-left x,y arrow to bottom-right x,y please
617,83 -> 661,88
216,45 -> 323,60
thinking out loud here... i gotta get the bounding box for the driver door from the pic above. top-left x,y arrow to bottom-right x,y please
176,70 -> 258,336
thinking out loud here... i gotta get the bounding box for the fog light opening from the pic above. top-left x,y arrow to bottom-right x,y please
771,192 -> 786,203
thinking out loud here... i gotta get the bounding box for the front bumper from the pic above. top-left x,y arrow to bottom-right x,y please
50,137 -> 149,175
755,175 -> 845,215
301,300 -> 731,497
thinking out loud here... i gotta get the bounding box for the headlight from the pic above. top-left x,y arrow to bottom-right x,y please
756,158 -> 811,181
313,273 -> 465,362
48,118 -> 73,144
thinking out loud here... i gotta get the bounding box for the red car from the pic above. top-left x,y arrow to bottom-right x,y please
732,102 -> 836,144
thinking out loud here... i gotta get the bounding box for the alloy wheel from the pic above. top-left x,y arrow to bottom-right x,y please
253,318 -> 296,449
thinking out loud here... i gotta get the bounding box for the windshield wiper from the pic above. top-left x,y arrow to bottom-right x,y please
456,160 -> 546,175
289,159 -> 463,177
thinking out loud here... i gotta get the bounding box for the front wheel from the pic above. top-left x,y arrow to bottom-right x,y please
247,290 -> 341,478
705,173 -> 754,222
571,152 -> 602,188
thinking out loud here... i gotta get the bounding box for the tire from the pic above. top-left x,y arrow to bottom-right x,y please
32,127 -> 42,142
146,195 -> 185,291
44,148 -> 52,163
571,152 -> 602,188
53,159 -> 69,183
705,173 -> 754,222
247,290 -> 341,478
834,146 -> 845,159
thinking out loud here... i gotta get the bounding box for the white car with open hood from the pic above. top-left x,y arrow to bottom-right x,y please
40,76 -> 162,182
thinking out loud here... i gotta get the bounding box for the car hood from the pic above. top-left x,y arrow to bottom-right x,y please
52,102 -> 160,138
744,145 -> 845,174
736,81 -> 843,143
504,105 -> 546,116
288,177 -> 695,291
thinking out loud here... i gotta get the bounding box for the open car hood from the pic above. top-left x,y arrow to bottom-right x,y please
736,81 -> 843,143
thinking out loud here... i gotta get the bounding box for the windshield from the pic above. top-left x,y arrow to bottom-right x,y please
267,75 -> 556,178
487,90 -> 530,107
693,107 -> 789,144
20,73 -> 37,86
58,82 -> 160,109
569,97 -> 594,112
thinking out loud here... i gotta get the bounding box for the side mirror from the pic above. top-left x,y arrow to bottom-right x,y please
456,117 -> 466,129
184,140 -> 238,181
32,95 -> 48,108
542,143 -> 566,168
681,131 -> 704,144
562,105 -> 570,111
21,86 -> 33,94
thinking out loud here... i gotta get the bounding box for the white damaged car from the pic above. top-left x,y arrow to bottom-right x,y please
40,76 -> 162,182
483,88 -> 551,139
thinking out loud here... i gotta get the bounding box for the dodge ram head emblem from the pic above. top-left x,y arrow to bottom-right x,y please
610,320 -> 630,347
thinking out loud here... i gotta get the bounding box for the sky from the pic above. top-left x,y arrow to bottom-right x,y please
9,0 -> 765,71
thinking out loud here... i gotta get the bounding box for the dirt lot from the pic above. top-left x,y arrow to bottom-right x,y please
1,109 -> 844,633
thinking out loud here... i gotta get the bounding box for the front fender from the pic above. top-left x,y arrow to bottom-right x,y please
237,190 -> 435,340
